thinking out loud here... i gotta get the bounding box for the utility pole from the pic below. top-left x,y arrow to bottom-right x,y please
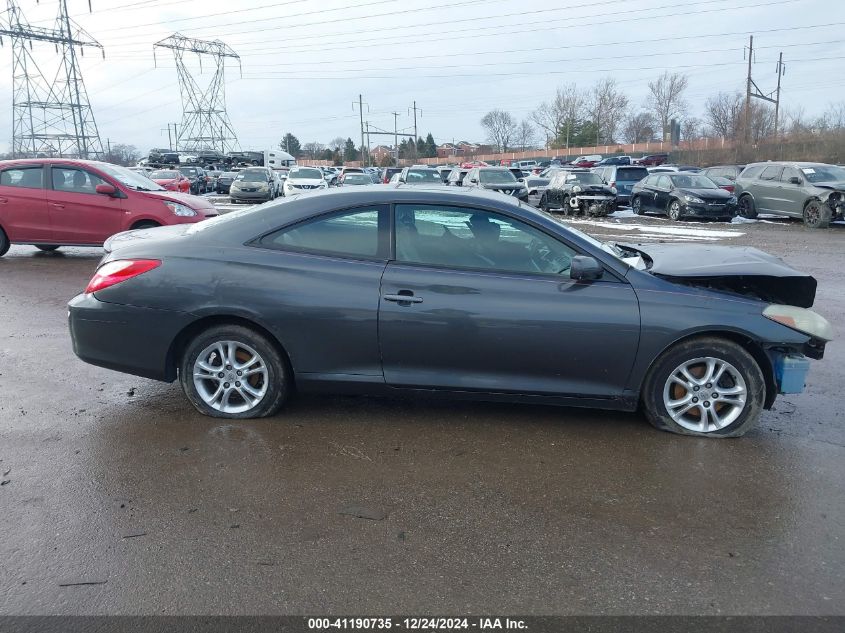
743,35 -> 782,144
392,111 -> 400,165
352,94 -> 367,165
162,126 -> 172,150
745,35 -> 753,143
365,121 -> 370,166
171,123 -> 179,151
409,100 -> 421,158
774,52 -> 785,137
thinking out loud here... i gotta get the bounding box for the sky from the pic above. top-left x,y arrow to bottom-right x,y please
1,0 -> 844,155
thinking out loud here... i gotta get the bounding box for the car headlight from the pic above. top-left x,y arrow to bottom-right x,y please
764,305 -> 833,341
684,194 -> 704,204
258,183 -> 268,191
610,186 -> 618,194
164,201 -> 197,217
572,185 -> 582,193
231,182 -> 240,189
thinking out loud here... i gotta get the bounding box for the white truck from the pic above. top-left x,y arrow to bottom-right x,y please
264,149 -> 296,168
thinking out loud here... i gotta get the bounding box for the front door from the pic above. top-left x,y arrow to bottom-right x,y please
47,165 -> 123,244
379,204 -> 641,398
0,164 -> 51,242
652,175 -> 673,212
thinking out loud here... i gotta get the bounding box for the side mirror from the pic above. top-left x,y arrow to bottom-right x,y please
570,255 -> 603,281
789,176 -> 802,185
95,183 -> 117,196
470,178 -> 478,183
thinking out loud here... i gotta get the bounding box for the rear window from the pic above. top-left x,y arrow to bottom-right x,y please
616,167 -> 648,182
0,166 -> 44,189
739,165 -> 765,179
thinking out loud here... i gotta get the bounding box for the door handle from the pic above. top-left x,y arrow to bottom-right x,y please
383,293 -> 423,304
50,202 -> 65,209
0,197 -> 7,203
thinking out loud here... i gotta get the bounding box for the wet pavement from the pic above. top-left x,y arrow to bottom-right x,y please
0,215 -> 843,615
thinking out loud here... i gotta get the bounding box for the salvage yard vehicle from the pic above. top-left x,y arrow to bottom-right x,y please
215,171 -> 239,194
592,165 -> 649,206
702,164 -> 746,182
570,155 -> 603,168
447,167 -> 470,186
339,172 -> 374,186
177,166 -> 207,195
733,162 -> 845,228
638,153 -> 669,166
68,187 -> 831,438
230,167 -> 276,203
150,169 -> 191,193
283,166 -> 328,196
398,166 -> 443,184
631,172 -> 736,221
0,159 -> 217,256
540,170 -> 616,216
462,167 -> 529,203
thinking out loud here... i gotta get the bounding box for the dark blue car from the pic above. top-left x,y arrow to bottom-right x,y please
68,187 -> 831,437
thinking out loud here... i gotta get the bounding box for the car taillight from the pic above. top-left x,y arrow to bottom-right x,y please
610,181 -> 616,187
85,259 -> 161,294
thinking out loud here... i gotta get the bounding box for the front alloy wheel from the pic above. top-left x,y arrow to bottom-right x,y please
180,325 -> 289,418
803,200 -> 831,229
667,200 -> 683,221
631,196 -> 643,215
642,337 -> 765,437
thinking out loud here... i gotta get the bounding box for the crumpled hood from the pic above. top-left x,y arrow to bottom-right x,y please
812,180 -> 845,191
627,243 -> 817,308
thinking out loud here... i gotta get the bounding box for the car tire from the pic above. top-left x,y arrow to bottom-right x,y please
35,245 -> 60,252
539,194 -> 550,213
803,199 -> 831,229
642,336 -> 765,438
180,324 -> 290,419
132,221 -> 160,230
631,196 -> 644,215
737,195 -> 758,219
667,199 -> 683,221
0,226 -> 9,257
560,196 -> 572,216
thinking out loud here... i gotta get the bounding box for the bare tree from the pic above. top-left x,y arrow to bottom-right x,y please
681,117 -> 701,142
817,102 -> 845,130
328,137 -> 345,151
515,119 -> 536,151
587,77 -> 629,145
531,84 -> 585,149
622,111 -> 656,143
105,143 -> 141,166
748,102 -> 775,143
302,141 -> 325,160
480,110 -> 517,153
647,71 -> 689,140
704,91 -> 744,139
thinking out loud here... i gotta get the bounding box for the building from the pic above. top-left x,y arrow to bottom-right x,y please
436,141 -> 492,159
370,145 -> 394,163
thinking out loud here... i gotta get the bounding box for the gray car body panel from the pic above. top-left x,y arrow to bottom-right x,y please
69,187 -> 821,412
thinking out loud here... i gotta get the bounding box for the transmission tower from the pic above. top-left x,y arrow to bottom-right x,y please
0,0 -> 105,159
154,33 -> 241,153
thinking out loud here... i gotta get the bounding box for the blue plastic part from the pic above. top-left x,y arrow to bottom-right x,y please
774,354 -> 811,395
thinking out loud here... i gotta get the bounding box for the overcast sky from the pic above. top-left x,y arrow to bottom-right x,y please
1,0 -> 844,154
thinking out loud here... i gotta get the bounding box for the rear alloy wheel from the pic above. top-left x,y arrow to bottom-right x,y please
803,200 -> 831,229
35,245 -> 60,252
0,227 -> 9,257
539,194 -> 550,213
560,196 -> 572,216
180,325 -> 289,419
737,195 -> 758,219
631,196 -> 644,215
667,199 -> 683,221
642,337 -> 765,437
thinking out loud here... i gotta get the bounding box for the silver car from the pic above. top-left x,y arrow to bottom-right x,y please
734,162 -> 845,228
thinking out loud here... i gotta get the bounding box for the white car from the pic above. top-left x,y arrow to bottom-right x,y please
283,166 -> 328,196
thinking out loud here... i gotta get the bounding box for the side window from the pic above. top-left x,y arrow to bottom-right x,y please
759,165 -> 783,181
780,167 -> 801,183
395,204 -> 577,276
51,167 -> 106,194
656,175 -> 671,189
257,206 -> 386,259
0,166 -> 44,189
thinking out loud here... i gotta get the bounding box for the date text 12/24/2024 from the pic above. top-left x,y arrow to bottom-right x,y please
307,618 -> 528,630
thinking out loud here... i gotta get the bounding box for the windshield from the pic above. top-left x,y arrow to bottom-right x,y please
344,174 -> 371,184
290,168 -> 322,180
801,165 -> 845,183
238,169 -> 269,182
568,172 -> 603,185
406,169 -> 441,183
97,162 -> 164,191
669,174 -> 718,189
150,170 -> 179,179
616,167 -> 649,182
178,167 -> 198,176
479,169 -> 517,183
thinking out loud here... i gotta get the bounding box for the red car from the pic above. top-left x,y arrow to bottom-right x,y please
0,159 -> 218,256
638,153 -> 669,167
150,168 -> 191,193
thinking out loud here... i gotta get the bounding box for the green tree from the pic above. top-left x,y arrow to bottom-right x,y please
320,148 -> 334,161
280,133 -> 301,156
343,137 -> 359,162
424,133 -> 437,158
